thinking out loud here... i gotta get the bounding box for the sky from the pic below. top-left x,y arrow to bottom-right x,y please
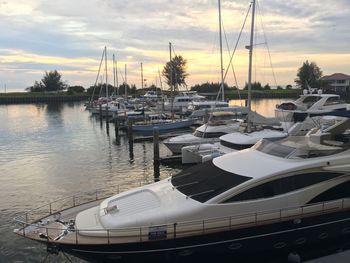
0,0 -> 349,92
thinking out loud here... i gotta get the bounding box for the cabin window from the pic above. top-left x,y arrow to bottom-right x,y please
193,130 -> 226,138
254,139 -> 295,158
223,172 -> 342,203
220,140 -> 253,150
172,161 -> 252,203
324,96 -> 340,106
307,179 -> 350,204
302,96 -> 321,104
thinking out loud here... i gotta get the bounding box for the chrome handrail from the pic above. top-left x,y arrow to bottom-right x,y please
14,185 -> 350,245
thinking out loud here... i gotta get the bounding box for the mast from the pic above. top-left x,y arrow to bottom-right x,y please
124,64 -> 127,100
113,54 -> 116,97
218,0 -> 225,102
104,46 -> 108,99
116,58 -> 119,96
169,42 -> 174,119
247,0 -> 256,132
141,62 -> 144,89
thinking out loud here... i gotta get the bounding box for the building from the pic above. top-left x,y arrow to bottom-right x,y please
321,73 -> 350,93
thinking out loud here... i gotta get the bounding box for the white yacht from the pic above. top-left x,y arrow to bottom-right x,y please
161,91 -> 206,112
90,100 -> 127,117
163,112 -> 243,154
181,111 -> 288,163
14,116 -> 350,262
275,89 -> 349,123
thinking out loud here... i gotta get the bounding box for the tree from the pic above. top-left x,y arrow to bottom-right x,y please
286,84 -> 293,89
263,83 -> 271,90
40,70 -> 68,92
244,82 -> 263,90
295,60 -> 323,89
162,55 -> 189,90
26,81 -> 44,92
68,85 -> 85,94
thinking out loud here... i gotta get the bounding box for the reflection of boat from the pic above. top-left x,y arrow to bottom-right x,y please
275,89 -> 349,122
14,115 -> 350,262
132,114 -> 194,132
164,112 -> 242,154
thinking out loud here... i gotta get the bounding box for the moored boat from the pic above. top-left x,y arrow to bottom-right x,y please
14,115 -> 350,262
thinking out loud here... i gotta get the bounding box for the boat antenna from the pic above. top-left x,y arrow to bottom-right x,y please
218,0 -> 225,102
247,0 -> 256,133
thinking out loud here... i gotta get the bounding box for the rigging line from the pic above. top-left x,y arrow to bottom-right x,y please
222,3 -> 251,83
256,0 -> 290,130
89,48 -> 106,103
222,22 -> 243,107
256,0 -> 278,87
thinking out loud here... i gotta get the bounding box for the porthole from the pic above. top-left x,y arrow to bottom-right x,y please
295,237 -> 307,245
228,243 -> 242,250
274,242 -> 286,249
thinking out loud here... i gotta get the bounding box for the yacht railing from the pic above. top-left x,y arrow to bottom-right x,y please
13,184 -> 350,245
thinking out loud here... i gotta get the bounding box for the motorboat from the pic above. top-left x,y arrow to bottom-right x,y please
275,89 -> 349,123
14,116 -> 350,262
161,91 -> 206,112
90,100 -> 128,117
181,111 -> 288,163
131,114 -> 194,133
163,112 -> 243,154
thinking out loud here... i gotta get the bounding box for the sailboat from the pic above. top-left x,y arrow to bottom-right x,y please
181,0 -> 290,164
132,43 -> 194,133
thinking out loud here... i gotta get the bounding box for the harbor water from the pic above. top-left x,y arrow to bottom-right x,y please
0,99 -> 348,262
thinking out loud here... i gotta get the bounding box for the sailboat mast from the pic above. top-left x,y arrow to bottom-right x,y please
116,59 -> 119,96
218,0 -> 225,102
141,62 -> 144,89
113,54 -> 116,97
105,46 -> 108,99
247,0 -> 256,132
247,0 -> 256,113
169,42 -> 174,118
124,64 -> 127,100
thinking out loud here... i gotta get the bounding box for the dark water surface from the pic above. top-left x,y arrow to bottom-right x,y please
0,100 -> 348,262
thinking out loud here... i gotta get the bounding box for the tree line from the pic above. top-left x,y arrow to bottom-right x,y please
25,58 -> 335,95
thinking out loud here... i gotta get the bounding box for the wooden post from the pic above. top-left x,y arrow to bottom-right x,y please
114,118 -> 119,138
153,127 -> 160,166
99,104 -> 102,119
128,121 -> 133,143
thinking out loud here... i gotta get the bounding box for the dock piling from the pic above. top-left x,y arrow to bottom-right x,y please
153,127 -> 160,166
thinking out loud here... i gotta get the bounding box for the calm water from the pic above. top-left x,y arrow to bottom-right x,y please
0,99 -> 347,262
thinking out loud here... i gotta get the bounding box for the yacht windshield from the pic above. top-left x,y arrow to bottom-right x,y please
172,161 -> 251,203
253,139 -> 296,158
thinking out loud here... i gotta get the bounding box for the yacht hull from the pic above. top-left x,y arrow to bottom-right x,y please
53,209 -> 350,263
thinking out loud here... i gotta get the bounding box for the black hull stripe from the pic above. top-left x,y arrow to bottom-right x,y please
71,216 -> 350,254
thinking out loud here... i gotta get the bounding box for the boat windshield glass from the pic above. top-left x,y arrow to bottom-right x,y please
171,161 -> 251,203
253,139 -> 296,158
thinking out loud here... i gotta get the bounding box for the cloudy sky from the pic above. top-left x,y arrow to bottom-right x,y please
1,0 -> 349,92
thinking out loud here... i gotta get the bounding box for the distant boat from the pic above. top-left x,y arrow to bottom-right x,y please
163,112 -> 243,154
132,114 -> 193,132
275,89 -> 349,123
